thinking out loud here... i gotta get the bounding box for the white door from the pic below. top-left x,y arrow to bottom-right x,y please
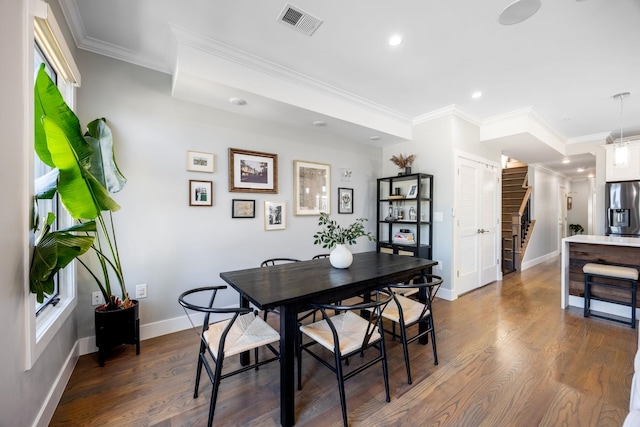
456,157 -> 499,296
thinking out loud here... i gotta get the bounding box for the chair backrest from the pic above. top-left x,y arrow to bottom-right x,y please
390,273 -> 443,304
312,290 -> 393,353
178,286 -> 252,359
312,254 -> 330,260
260,258 -> 301,267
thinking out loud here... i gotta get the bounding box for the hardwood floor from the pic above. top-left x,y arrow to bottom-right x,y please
51,256 -> 638,426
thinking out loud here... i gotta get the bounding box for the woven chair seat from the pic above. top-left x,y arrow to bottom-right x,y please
204,312 -> 280,358
300,311 -> 382,355
381,294 -> 429,324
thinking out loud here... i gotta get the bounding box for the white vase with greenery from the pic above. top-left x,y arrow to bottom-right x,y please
313,212 -> 376,268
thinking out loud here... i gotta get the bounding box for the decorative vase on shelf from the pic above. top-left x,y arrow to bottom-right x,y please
330,244 -> 353,269
404,166 -> 412,175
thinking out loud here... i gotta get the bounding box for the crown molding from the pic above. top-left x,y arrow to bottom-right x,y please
566,132 -> 611,145
413,104 -> 481,126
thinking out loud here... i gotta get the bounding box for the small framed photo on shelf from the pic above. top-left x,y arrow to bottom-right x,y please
406,183 -> 419,199
294,160 -> 330,215
229,148 -> 278,193
232,199 -> 255,218
264,201 -> 286,230
338,187 -> 353,214
187,150 -> 214,173
189,180 -> 213,206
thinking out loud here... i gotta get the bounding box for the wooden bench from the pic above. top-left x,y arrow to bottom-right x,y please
583,263 -> 639,328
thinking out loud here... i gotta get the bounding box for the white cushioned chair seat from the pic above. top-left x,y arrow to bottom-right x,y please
381,293 -> 429,324
204,312 -> 280,358
300,311 -> 381,355
583,263 -> 639,280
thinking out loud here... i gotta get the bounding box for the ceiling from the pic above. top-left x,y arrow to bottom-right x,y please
57,0 -> 640,179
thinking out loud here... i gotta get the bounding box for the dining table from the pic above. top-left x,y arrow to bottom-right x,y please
220,251 -> 438,427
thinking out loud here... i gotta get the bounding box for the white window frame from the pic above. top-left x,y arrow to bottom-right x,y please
26,0 -> 81,370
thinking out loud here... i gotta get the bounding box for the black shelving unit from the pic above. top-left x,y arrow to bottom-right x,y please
376,173 -> 433,259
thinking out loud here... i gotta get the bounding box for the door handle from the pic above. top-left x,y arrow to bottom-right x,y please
477,229 -> 487,234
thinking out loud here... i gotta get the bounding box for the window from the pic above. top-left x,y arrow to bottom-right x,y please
33,42 -> 60,315
27,1 -> 81,369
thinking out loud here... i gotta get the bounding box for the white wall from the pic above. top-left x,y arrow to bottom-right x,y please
567,179 -> 589,232
523,166 -> 570,267
73,50 -> 383,340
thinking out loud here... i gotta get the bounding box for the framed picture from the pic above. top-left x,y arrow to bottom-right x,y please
338,187 -> 353,214
187,150 -> 214,173
189,180 -> 213,206
406,183 -> 419,199
264,201 -> 286,230
229,148 -> 278,193
294,160 -> 330,215
232,199 -> 255,218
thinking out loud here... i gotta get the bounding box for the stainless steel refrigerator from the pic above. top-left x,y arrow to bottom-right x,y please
606,180 -> 640,237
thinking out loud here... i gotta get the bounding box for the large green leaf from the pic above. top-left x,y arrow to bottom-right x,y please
34,64 -> 91,169
85,118 -> 127,194
34,168 -> 59,200
42,116 -> 120,220
30,217 -> 97,303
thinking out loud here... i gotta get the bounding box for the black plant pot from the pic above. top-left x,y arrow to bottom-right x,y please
95,300 -> 140,366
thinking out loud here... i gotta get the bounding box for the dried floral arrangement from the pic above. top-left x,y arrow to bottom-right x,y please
389,154 -> 416,169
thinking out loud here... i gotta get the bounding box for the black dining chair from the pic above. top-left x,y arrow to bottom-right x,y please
312,254 -> 330,260
297,289 -> 393,427
382,274 -> 442,384
260,258 -> 301,321
178,286 -> 280,427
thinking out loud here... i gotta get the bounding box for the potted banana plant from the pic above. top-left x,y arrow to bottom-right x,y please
31,63 -> 138,365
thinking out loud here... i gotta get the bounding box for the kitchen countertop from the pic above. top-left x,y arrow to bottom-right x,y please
562,234 -> 640,247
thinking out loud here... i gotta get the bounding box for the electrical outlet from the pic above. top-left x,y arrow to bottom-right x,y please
434,260 -> 443,271
92,291 -> 104,306
136,283 -> 148,299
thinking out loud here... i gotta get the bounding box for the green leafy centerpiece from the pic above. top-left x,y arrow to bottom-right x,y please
313,212 -> 376,268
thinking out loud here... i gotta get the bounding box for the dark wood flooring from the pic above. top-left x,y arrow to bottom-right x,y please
50,256 -> 638,426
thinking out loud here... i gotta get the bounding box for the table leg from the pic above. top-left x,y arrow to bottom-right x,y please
279,305 -> 297,426
239,294 -> 250,366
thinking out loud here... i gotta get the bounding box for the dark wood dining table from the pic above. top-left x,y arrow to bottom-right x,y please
220,251 -> 437,426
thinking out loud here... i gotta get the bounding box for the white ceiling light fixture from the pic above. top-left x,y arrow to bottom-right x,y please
562,158 -> 570,164
229,97 -> 247,105
388,35 -> 403,47
613,92 -> 631,168
471,91 -> 482,99
312,120 -> 327,126
498,0 -> 542,25
369,135 -> 381,141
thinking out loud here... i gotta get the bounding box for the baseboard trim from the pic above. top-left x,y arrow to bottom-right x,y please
33,341 -> 79,427
521,250 -> 559,271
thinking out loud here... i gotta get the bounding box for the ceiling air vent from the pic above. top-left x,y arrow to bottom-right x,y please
277,3 -> 323,36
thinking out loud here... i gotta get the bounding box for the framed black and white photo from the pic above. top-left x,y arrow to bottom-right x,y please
187,150 -> 214,173
189,180 -> 213,206
406,183 -> 419,199
264,201 -> 286,230
229,148 -> 278,193
232,199 -> 255,218
338,187 -> 353,214
294,160 -> 330,215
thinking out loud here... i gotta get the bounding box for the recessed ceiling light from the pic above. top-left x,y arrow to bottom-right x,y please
471,91 -> 482,99
577,167 -> 585,172
370,136 -> 381,141
312,120 -> 327,126
562,158 -> 570,164
388,35 -> 403,47
498,0 -> 541,25
229,97 -> 246,106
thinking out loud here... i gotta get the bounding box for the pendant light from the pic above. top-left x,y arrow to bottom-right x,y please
613,92 -> 630,168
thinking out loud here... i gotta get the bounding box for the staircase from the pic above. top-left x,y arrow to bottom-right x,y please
502,163 -> 536,273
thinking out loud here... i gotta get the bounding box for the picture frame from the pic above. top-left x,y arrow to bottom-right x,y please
229,148 -> 278,193
406,183 -> 419,199
187,150 -> 214,173
232,199 -> 255,218
264,201 -> 286,230
294,160 -> 331,215
337,187 -> 354,214
189,180 -> 213,206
